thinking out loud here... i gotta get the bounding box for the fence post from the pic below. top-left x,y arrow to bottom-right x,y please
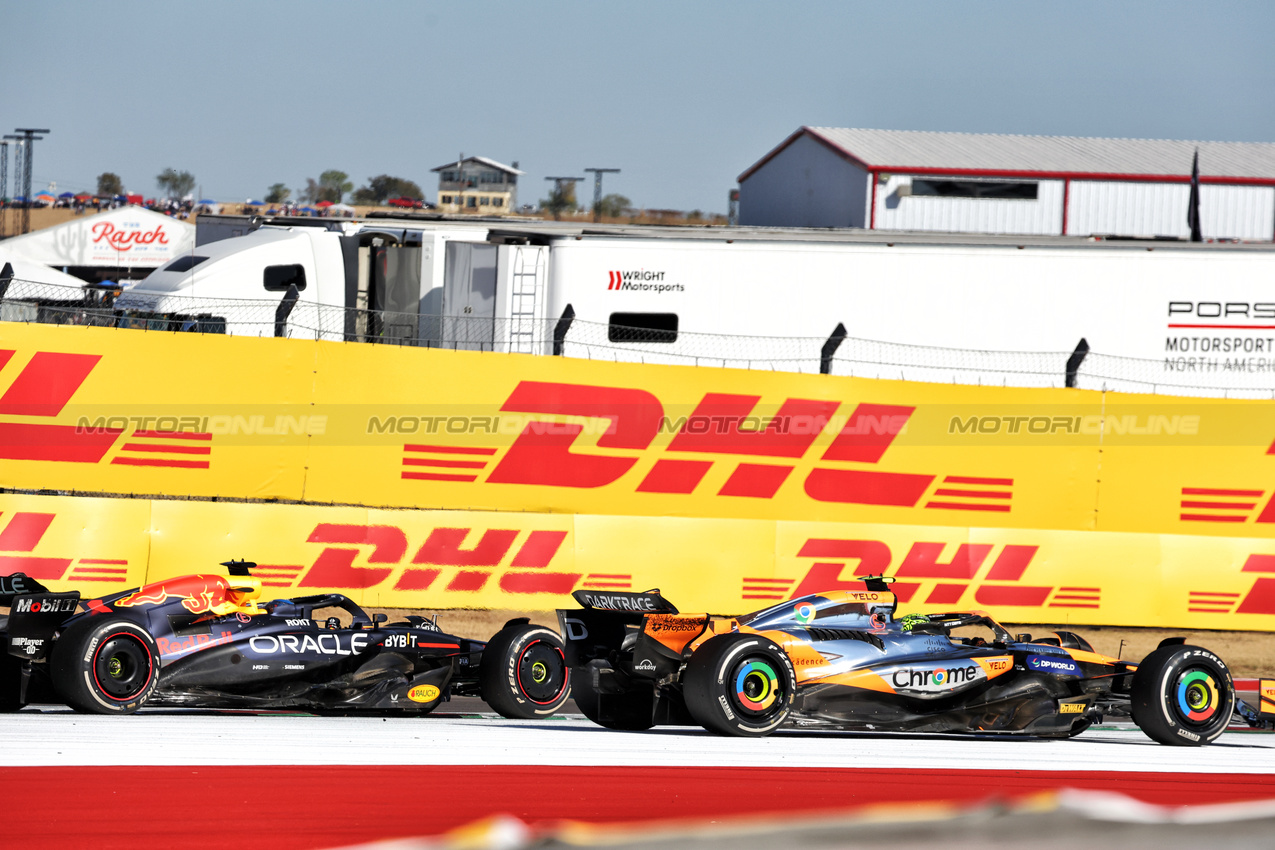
553,303 -> 575,356
274,284 -> 300,338
1065,338 -> 1090,388
0,262 -> 12,302
820,322 -> 848,375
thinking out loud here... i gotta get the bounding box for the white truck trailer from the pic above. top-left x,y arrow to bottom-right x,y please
110,215 -> 1275,393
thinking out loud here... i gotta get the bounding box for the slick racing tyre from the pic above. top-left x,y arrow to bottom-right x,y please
573,671 -> 655,730
683,633 -> 795,737
1131,644 -> 1234,746
480,623 -> 571,719
50,617 -> 159,714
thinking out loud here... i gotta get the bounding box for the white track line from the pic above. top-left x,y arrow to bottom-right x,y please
5,709 -> 1274,772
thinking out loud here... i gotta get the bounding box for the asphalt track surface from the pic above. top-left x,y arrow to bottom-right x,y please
4,702 -> 1275,850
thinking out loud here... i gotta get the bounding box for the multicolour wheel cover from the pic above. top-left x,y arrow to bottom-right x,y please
1176,669 -> 1220,722
735,659 -> 780,712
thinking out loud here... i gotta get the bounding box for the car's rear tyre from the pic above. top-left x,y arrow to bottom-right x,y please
480,624 -> 570,719
1131,645 -> 1234,746
683,633 -> 794,737
572,671 -> 655,730
50,617 -> 158,714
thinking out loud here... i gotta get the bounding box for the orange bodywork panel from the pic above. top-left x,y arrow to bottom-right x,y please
1260,679 -> 1275,715
642,615 -> 739,656
1062,647 -> 1126,668
973,655 -> 1014,678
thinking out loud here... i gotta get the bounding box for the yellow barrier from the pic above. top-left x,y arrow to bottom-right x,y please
5,492 -> 1274,631
3,323 -> 1274,542
0,325 -> 312,500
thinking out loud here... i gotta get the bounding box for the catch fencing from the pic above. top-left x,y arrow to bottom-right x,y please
1,276 -> 1271,398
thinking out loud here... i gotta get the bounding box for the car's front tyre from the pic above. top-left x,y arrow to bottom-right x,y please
1131,644 -> 1234,746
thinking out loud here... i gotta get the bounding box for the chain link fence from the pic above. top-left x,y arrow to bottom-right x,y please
2,276 -> 1272,398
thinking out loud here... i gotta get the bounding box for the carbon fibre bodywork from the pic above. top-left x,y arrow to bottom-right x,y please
0,567 -> 566,715
561,584 -> 1264,740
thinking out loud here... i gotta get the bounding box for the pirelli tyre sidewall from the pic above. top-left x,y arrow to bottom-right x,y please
1131,645 -> 1234,747
50,617 -> 159,715
479,624 -> 571,719
684,633 -> 795,737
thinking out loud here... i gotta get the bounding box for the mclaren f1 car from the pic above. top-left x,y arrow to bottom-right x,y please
0,562 -> 570,717
559,579 -> 1272,744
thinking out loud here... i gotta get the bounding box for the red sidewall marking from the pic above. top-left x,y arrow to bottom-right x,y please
90,631 -> 154,702
5,765 -> 1275,850
516,641 -> 568,705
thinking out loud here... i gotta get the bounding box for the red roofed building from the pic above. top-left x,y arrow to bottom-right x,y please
738,127 -> 1275,240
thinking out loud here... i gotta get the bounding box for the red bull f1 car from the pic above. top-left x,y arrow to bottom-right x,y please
560,578 -> 1274,744
0,562 -> 570,717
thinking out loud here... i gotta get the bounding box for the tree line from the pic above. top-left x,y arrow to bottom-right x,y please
92,169 -> 424,205
96,168 -> 630,218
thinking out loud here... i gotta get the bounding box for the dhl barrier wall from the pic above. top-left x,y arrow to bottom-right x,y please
2,322 -> 1274,628
6,491 -> 1275,629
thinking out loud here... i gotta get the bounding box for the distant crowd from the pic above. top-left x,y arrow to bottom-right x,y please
0,194 -> 356,220
1,194 -> 198,219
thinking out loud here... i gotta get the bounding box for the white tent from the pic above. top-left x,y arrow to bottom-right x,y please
0,249 -> 93,288
0,249 -> 93,321
1,205 -> 195,269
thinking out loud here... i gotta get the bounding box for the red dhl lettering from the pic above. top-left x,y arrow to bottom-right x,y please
0,351 -> 123,464
478,381 -> 944,507
788,538 -> 1054,608
0,350 -> 211,470
296,524 -> 576,593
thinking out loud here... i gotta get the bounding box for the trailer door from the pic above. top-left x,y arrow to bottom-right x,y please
370,245 -> 422,344
442,241 -> 497,351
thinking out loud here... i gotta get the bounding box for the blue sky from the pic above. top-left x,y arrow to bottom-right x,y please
3,1 -> 1272,212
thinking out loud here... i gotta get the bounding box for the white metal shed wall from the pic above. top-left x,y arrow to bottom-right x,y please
738,134 -> 869,228
1068,182 -> 1275,241
873,174 -> 1065,235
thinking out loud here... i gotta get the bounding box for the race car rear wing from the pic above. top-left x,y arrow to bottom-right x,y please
560,590 -> 679,668
6,590 -> 80,662
0,572 -> 51,606
570,589 -> 678,614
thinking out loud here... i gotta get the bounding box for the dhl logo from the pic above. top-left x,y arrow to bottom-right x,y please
1178,438 -> 1275,525
0,349 -> 211,469
253,523 -> 619,596
762,538 -> 1081,609
400,380 -> 1015,513
7,509 -> 1275,619
0,511 -> 130,583
1188,554 -> 1275,615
